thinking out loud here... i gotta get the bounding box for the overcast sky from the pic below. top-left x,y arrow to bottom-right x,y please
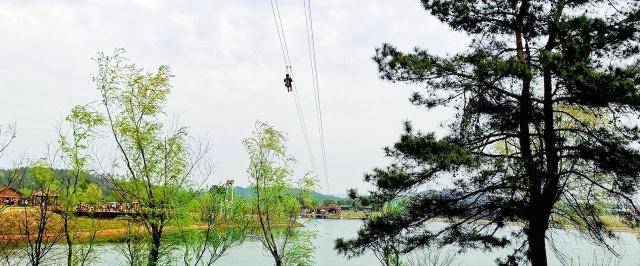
0,0 -> 468,194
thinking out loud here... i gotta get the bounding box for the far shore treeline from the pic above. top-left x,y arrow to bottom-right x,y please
0,168 -> 344,204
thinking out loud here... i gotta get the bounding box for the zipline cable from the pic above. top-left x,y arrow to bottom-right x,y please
302,0 -> 329,192
272,0 -> 292,66
270,0 -> 317,174
291,85 -> 317,173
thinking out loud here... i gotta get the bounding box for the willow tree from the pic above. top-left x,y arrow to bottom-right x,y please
94,49 -> 209,265
58,105 -> 104,266
244,122 -> 316,266
337,1 -> 640,265
176,184 -> 251,266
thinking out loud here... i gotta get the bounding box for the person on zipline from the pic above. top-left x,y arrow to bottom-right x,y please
284,74 -> 293,92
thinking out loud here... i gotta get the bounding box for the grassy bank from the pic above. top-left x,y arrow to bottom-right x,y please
0,207 -> 136,244
0,207 -> 302,245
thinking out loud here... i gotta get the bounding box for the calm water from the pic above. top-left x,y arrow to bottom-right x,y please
37,219 -> 640,265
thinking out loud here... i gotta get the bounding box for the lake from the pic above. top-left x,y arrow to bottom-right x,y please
36,219 -> 640,265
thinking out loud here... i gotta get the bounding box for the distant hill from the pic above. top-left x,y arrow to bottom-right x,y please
0,168 -> 344,202
0,167 -> 113,194
232,186 -> 345,202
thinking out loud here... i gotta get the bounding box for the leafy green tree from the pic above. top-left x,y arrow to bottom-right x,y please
347,188 -> 359,211
58,104 -> 104,266
83,183 -> 103,206
244,122 -> 317,266
322,198 -> 335,206
22,160 -> 63,266
94,49 -> 210,265
177,184 -> 251,265
337,1 -> 640,265
359,196 -> 372,209
298,188 -> 319,212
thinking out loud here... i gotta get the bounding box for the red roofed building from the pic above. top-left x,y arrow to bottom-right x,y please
0,187 -> 22,206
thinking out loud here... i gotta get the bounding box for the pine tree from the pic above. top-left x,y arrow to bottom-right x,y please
336,1 -> 640,265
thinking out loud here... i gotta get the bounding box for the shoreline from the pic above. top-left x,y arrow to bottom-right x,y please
2,208 -> 637,246
321,212 -> 640,234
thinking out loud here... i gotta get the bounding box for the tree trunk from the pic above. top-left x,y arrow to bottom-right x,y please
148,224 -> 162,266
64,215 -> 73,266
527,221 -> 548,266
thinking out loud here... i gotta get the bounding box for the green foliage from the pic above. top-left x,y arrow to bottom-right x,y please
338,199 -> 408,266
32,160 -> 56,189
22,159 -> 64,266
57,103 -> 104,266
347,188 -> 357,200
83,183 -> 103,206
282,230 -> 317,266
358,196 -> 372,208
174,185 -> 251,265
244,122 -> 317,266
0,168 -> 111,196
338,1 -> 640,265
59,105 -> 104,173
18,187 -> 32,198
322,198 -> 335,206
347,188 -> 359,211
117,220 -> 150,266
95,49 -> 208,265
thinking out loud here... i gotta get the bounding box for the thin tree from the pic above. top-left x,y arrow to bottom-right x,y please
72,183 -> 103,266
94,49 -> 210,265
0,123 -> 19,214
117,217 -> 148,266
244,122 -> 317,266
0,123 -> 16,161
57,105 -> 104,266
22,161 -> 64,266
337,1 -> 640,265
0,123 -> 20,264
177,183 -> 251,265
0,167 -> 26,265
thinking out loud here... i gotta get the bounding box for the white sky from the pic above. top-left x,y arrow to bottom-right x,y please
0,0 -> 468,194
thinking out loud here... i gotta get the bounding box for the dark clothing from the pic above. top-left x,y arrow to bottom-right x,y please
284,76 -> 293,92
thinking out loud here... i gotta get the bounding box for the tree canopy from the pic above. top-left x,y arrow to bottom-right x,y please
337,1 -> 640,265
